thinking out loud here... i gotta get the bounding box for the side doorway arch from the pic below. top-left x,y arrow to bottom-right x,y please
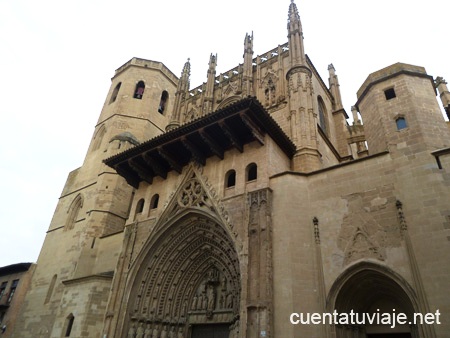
327,262 -> 419,337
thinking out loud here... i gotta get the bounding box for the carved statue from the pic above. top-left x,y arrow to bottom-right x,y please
161,325 -> 168,338
207,287 -> 216,310
197,293 -> 203,310
128,323 -> 137,338
144,324 -> 152,338
221,275 -> 227,291
226,292 -> 233,309
177,327 -> 184,338
152,324 -> 160,338
136,322 -> 144,338
169,284 -> 175,300
152,298 -> 158,313
191,294 -> 198,310
181,300 -> 187,315
168,326 -> 176,338
219,294 -> 224,309
202,295 -> 208,311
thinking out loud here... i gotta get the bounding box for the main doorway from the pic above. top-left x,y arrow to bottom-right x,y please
191,324 -> 230,338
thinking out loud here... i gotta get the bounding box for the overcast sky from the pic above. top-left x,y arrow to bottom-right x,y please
0,0 -> 449,267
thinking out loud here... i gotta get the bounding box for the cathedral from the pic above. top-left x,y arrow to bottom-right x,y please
12,1 -> 450,337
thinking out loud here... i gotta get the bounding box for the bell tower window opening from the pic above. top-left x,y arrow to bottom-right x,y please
385,88 -> 396,100
159,90 -> 169,114
92,124 -> 106,151
66,194 -> 83,230
64,314 -> 75,337
134,81 -> 145,99
109,82 -> 121,104
396,117 -> 407,130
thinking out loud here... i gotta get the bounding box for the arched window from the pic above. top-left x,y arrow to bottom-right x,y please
44,275 -> 57,305
396,117 -> 407,130
150,194 -> 159,209
136,199 -> 145,214
133,81 -> 145,99
159,90 -> 169,114
109,82 -> 121,104
246,163 -> 257,181
318,97 -> 328,135
65,194 -> 83,230
92,124 -> 106,151
225,170 -> 236,188
64,314 -> 75,337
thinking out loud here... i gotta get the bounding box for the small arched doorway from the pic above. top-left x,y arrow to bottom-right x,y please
328,262 -> 419,338
124,214 -> 240,337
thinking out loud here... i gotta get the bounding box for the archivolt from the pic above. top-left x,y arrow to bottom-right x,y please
127,213 -> 240,325
326,261 -> 418,317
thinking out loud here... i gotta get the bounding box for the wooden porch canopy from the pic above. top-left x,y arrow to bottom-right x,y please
104,97 -> 295,188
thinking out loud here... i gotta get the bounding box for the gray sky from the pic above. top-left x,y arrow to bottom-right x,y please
0,0 -> 449,267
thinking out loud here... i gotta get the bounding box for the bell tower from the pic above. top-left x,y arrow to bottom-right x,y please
14,58 -> 178,338
356,63 -> 450,155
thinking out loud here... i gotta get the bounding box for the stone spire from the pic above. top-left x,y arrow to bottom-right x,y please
286,0 -> 320,172
287,0 -> 306,67
205,54 -> 217,99
328,64 -> 343,111
166,58 -> 191,131
202,54 -> 217,115
242,32 -> 254,96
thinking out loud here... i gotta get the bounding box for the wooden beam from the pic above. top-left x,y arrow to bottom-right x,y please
128,158 -> 153,185
115,163 -> 141,189
158,147 -> 183,174
199,128 -> 224,160
142,152 -> 167,179
240,113 -> 265,145
181,137 -> 206,165
219,120 -> 243,153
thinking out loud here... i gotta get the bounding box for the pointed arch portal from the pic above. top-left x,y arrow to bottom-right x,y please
125,214 -> 240,337
327,263 -> 419,337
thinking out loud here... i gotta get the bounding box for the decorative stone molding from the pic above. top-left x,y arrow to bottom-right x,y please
160,163 -> 235,238
313,217 -> 320,244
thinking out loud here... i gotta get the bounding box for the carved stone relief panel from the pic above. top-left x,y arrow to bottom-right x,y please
338,185 -> 401,267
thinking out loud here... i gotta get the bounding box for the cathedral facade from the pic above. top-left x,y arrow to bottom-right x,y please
13,1 -> 450,337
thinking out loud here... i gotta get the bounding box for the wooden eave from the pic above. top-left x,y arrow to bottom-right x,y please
104,97 -> 295,188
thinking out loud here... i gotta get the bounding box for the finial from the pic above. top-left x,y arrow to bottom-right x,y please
435,76 -> 447,87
